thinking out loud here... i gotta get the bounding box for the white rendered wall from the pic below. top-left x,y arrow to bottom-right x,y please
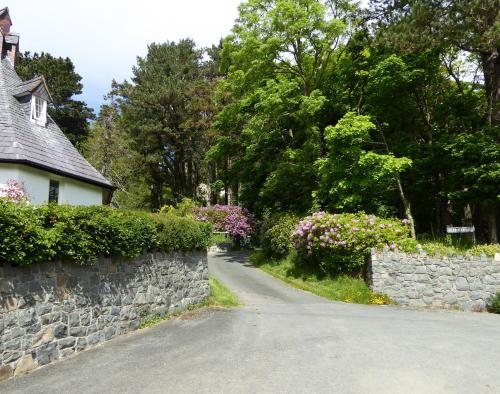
0,163 -> 104,205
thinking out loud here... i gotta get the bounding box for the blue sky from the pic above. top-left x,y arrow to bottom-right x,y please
8,0 -> 242,113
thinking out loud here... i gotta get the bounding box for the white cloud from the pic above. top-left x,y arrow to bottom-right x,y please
8,0 -> 242,111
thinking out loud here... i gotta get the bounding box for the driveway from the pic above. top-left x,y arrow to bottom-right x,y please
2,252 -> 499,394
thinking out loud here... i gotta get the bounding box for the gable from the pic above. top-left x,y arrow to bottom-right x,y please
0,58 -> 113,189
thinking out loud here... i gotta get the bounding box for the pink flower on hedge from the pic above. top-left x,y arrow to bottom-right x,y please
0,180 -> 28,203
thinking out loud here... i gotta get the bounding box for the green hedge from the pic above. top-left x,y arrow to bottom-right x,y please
260,213 -> 300,258
0,200 -> 212,266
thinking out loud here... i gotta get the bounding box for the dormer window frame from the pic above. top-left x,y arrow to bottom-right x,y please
30,95 -> 47,127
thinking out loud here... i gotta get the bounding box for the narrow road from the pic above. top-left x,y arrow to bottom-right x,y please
2,252 -> 500,394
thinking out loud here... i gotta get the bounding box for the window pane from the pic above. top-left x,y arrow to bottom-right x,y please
49,180 -> 59,204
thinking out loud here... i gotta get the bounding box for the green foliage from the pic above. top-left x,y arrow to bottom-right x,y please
292,212 -> 415,275
468,244 -> 500,258
250,251 -> 391,305
207,275 -> 240,307
212,0 -> 355,214
0,200 -> 56,265
81,103 -> 148,210
0,201 -> 211,266
153,213 -> 212,253
44,205 -> 157,264
314,112 -> 412,212
260,213 -> 299,257
159,198 -> 198,217
115,40 -> 220,208
16,52 -> 94,145
210,233 -> 230,246
487,293 -> 500,314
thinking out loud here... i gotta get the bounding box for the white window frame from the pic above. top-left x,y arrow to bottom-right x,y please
30,96 -> 47,126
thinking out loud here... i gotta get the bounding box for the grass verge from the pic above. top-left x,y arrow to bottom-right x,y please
249,251 -> 391,305
140,274 -> 239,329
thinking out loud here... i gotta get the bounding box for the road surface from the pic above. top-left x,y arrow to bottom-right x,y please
2,252 -> 499,393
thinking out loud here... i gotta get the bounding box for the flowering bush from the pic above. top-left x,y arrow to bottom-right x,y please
292,212 -> 414,274
194,204 -> 253,240
0,180 -> 28,203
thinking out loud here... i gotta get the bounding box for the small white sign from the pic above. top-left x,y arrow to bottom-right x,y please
446,226 -> 475,234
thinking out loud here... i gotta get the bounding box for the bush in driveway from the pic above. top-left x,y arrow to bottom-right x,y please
194,204 -> 253,241
292,212 -> 414,275
260,213 -> 299,257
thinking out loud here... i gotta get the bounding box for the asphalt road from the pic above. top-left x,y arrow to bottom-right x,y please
2,252 -> 500,394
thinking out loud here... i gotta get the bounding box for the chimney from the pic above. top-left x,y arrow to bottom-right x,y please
0,7 -> 18,66
0,7 -> 12,34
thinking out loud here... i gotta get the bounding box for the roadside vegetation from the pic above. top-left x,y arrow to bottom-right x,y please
250,251 -> 390,305
140,275 -> 240,329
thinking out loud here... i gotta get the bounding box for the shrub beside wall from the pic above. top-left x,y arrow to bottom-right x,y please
0,200 -> 211,266
260,213 -> 299,258
291,212 -> 414,275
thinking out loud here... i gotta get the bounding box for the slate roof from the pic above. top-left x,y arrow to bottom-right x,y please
0,57 -> 113,189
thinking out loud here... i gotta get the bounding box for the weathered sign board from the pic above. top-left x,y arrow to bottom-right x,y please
446,226 -> 475,234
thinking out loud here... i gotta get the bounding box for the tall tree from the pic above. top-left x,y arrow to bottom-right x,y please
81,96 -> 148,209
115,40 -> 219,209
368,1 -> 500,241
16,52 -> 94,145
370,0 -> 500,126
212,0 -> 358,214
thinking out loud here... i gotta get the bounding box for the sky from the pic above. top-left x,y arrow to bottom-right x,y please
8,0 -> 243,112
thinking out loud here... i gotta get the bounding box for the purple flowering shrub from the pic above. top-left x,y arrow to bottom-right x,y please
194,205 -> 253,240
292,212 -> 414,274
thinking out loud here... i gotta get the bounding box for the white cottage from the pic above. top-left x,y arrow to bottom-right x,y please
0,7 -> 113,205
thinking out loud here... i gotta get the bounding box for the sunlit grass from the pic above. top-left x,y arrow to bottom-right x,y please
140,274 -> 239,329
249,251 -> 391,305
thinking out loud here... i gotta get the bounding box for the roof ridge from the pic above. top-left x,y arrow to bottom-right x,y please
16,75 -> 44,86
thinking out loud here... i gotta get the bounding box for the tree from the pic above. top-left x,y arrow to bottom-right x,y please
81,97 -> 148,209
16,52 -> 94,145
115,40 -> 219,209
370,0 -> 500,126
314,112 -> 414,236
212,0 -> 358,214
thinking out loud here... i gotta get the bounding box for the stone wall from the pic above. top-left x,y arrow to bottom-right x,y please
0,251 -> 209,381
368,250 -> 500,312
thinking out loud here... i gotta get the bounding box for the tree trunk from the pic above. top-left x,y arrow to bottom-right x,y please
481,49 -> 500,126
396,178 -> 416,240
487,206 -> 498,244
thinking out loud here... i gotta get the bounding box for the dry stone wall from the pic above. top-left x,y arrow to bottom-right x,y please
0,251 -> 209,381
368,250 -> 500,312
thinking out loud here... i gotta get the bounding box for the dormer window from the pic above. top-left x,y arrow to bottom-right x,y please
30,96 -> 47,126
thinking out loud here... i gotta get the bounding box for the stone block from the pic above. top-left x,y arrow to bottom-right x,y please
36,342 -> 59,366
76,338 -> 87,351
58,337 -> 76,349
0,365 -> 13,381
443,292 -> 457,305
455,277 -> 469,291
33,326 -> 55,347
68,313 -> 80,326
87,332 -> 101,346
0,278 -> 13,294
14,355 -> 37,376
53,324 -> 68,339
